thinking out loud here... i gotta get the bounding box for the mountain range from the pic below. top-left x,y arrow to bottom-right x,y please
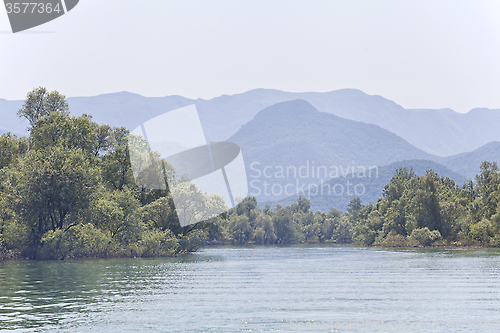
225,99 -> 499,207
2,88 -> 500,156
261,159 -> 468,212
2,89 -> 499,211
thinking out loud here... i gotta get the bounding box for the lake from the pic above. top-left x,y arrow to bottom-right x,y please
1,246 -> 499,332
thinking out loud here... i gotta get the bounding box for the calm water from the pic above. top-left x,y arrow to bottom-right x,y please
0,246 -> 499,332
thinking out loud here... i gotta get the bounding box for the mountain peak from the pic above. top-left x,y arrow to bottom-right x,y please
255,99 -> 318,119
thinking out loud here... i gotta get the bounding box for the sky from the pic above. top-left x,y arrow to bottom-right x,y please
1,0 -> 500,113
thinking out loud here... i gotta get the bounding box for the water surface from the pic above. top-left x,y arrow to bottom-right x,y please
1,246 -> 499,332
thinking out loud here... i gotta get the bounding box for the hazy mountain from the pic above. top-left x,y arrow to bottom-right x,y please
67,90 -> 500,157
293,90 -> 500,157
227,99 -> 500,206
0,93 -> 194,138
0,90 -> 290,141
0,99 -> 27,136
67,92 -> 194,130
262,159 -> 468,212
441,141 -> 500,179
2,88 -> 499,156
227,99 -> 438,203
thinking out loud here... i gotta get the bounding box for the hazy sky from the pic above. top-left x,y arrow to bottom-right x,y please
1,0 -> 499,112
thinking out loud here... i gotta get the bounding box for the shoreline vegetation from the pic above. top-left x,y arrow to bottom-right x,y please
1,88 -> 500,260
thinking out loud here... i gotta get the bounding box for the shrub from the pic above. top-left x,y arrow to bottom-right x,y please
37,224 -> 115,259
139,229 -> 180,257
469,219 -> 494,244
377,232 -> 407,247
179,229 -> 208,253
409,227 -> 442,246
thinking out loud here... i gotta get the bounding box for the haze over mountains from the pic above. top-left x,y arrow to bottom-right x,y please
226,99 -> 499,208
228,98 -> 434,177
2,88 -> 499,211
262,159 -> 468,212
2,88 -> 500,156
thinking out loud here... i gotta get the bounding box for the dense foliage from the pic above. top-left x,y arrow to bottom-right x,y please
262,159 -> 467,212
1,88 -> 499,260
0,88 -> 213,259
213,163 -> 500,247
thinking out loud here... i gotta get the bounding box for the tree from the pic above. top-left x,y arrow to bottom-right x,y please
289,196 -> 311,214
101,127 -> 135,191
347,197 -> 363,220
383,167 -> 417,203
93,187 -> 142,244
17,87 -> 69,128
272,207 -> 295,243
17,146 -> 100,243
229,214 -> 252,245
475,161 -> 500,219
413,171 -> 443,234
236,196 -> 258,217
141,195 -> 180,234
171,182 -> 227,227
94,124 -> 112,156
30,112 -> 98,155
0,134 -> 28,170
253,214 -> 275,244
127,132 -> 178,205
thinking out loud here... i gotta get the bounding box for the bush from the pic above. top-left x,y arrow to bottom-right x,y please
376,232 -> 407,247
1,219 -> 30,252
409,227 -> 442,246
490,234 -> 500,247
139,229 -> 180,257
179,229 -> 208,253
37,224 -> 115,259
469,219 -> 494,244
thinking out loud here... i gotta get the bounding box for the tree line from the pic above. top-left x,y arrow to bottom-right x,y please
215,163 -> 500,247
0,87 -> 217,259
1,88 -> 499,260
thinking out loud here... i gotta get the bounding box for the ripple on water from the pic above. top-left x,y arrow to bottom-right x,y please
0,247 -> 499,332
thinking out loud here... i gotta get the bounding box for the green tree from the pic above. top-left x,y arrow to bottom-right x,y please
101,128 -> 135,191
17,87 -> 69,128
141,195 -> 180,234
30,112 -> 99,155
252,214 -> 275,244
0,134 -> 28,170
17,146 -> 100,244
171,182 -> 227,227
93,187 -> 142,244
475,161 -> 500,219
229,214 -> 252,245
347,197 -> 363,221
272,207 -> 295,243
413,171 -> 443,234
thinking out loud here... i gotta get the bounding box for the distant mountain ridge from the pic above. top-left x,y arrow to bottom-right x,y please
2,92 -> 499,212
226,99 -> 499,208
440,141 -> 500,179
0,98 -> 28,136
227,99 -> 434,203
2,88 -> 500,156
262,159 -> 468,212
228,99 -> 435,166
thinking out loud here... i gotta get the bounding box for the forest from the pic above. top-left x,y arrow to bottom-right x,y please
218,163 -> 500,247
1,88 -> 499,260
